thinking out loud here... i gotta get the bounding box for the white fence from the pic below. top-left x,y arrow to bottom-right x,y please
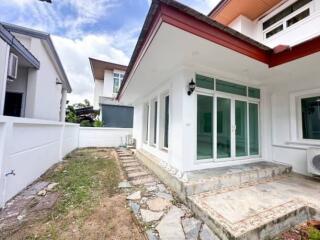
79,127 -> 132,148
0,116 -> 132,208
0,117 -> 79,207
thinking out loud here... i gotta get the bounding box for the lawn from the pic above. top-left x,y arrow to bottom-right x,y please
8,148 -> 144,240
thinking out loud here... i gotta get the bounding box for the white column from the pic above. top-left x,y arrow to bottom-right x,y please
60,89 -> 67,122
25,68 -> 38,118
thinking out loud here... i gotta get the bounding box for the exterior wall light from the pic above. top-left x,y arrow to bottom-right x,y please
187,79 -> 195,95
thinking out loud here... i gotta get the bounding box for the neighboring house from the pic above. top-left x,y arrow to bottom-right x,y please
117,0 -> 320,176
0,23 -> 71,121
90,57 -> 133,128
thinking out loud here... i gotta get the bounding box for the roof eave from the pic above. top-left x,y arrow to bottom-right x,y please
0,24 -> 40,69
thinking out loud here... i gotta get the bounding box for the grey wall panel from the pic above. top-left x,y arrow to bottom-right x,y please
101,104 -> 133,128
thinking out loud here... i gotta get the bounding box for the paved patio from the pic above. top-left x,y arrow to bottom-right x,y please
189,174 -> 320,239
135,150 -> 320,240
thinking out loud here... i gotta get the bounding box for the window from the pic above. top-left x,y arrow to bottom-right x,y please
196,74 -> 214,90
164,95 -> 169,148
143,104 -> 150,143
263,0 -> 312,30
197,95 -> 213,160
249,103 -> 259,155
266,25 -> 284,39
301,96 -> 320,140
113,72 -> 124,93
287,8 -> 310,27
149,99 -> 158,145
216,79 -> 247,96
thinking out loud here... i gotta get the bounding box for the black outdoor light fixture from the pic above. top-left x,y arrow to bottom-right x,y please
187,79 -> 196,95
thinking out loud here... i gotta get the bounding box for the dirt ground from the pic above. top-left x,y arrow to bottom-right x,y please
1,148 -> 145,240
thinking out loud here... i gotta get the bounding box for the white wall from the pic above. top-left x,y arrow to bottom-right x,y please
0,38 -> 9,115
13,34 -> 65,122
0,116 -> 79,208
78,127 -> 132,148
93,79 -> 103,109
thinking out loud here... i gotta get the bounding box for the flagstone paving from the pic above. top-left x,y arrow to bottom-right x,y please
116,148 -> 217,240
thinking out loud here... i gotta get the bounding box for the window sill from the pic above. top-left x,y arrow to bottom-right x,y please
161,147 -> 169,152
286,140 -> 320,148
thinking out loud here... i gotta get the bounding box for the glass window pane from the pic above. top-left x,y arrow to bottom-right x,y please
301,96 -> 320,140
113,73 -> 120,77
266,24 -> 283,38
197,95 -> 213,160
164,96 -> 169,148
236,101 -> 248,157
287,9 -> 310,27
248,87 -> 260,99
249,103 -> 259,155
216,79 -> 247,96
144,104 -> 149,142
217,97 -> 231,158
154,101 -> 158,144
196,74 -> 214,90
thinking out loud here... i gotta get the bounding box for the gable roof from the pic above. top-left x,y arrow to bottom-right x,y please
0,24 -> 39,69
2,23 -> 72,93
116,0 -> 320,100
208,0 -> 283,25
89,58 -> 127,81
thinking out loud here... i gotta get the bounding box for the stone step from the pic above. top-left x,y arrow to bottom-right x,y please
123,162 -> 140,168
131,176 -> 155,186
120,159 -> 137,164
184,161 -> 292,196
125,166 -> 144,173
127,171 -> 150,180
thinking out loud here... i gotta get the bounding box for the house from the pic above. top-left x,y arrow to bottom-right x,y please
0,23 -> 71,121
117,0 -> 320,176
90,57 -> 133,128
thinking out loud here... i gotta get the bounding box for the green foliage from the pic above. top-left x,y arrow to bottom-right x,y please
65,105 -> 79,123
80,120 -> 92,127
93,120 -> 104,127
309,227 -> 320,240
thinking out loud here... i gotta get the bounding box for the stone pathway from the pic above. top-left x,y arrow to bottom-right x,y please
116,148 -> 220,240
0,181 -> 59,237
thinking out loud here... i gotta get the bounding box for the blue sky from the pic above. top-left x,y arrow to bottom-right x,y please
0,0 -> 219,103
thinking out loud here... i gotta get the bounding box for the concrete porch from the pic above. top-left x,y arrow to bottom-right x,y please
135,150 -> 320,240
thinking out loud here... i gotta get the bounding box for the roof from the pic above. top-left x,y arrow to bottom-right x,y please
208,0 -> 283,25
0,24 -> 39,69
89,58 -> 127,81
2,23 -> 72,93
116,0 -> 320,100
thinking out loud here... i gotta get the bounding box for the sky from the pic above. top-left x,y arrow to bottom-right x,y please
0,0 -> 220,104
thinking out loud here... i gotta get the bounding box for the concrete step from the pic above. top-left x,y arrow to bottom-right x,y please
127,171 -> 150,180
125,166 -> 144,173
131,176 -> 155,186
120,159 -> 137,164
184,161 -> 292,196
123,162 -> 140,168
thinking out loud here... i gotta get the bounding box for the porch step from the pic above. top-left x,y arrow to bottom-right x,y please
125,166 -> 144,173
123,162 -> 140,168
121,159 -> 137,164
127,171 -> 150,180
184,161 -> 292,196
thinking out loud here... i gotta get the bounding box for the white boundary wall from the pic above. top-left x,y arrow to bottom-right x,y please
78,127 -> 132,148
0,116 -> 79,207
0,116 -> 133,208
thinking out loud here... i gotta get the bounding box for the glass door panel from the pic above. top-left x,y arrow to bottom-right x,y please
217,97 -> 231,158
235,100 -> 248,157
249,103 -> 259,155
197,95 -> 213,160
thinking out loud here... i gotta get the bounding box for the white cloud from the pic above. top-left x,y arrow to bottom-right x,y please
52,33 -> 131,104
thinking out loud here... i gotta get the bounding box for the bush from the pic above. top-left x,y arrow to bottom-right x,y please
80,120 -> 92,127
309,227 -> 320,240
93,120 -> 104,127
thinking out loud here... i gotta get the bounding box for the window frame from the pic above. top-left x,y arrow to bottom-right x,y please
143,103 -> 150,144
113,72 -> 124,93
159,93 -> 170,150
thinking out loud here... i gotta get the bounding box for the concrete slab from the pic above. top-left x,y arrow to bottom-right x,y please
188,174 -> 320,239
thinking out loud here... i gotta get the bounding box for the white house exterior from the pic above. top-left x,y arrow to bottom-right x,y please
0,23 -> 76,208
90,58 -> 134,128
117,0 -> 320,176
0,23 -> 71,121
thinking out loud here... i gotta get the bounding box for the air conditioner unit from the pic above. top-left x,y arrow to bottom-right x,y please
7,53 -> 18,80
307,148 -> 320,175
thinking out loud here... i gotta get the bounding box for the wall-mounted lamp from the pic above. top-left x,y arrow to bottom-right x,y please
187,79 -> 196,96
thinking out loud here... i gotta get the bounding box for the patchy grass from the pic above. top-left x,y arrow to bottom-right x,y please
309,227 -> 320,240
8,148 -> 144,240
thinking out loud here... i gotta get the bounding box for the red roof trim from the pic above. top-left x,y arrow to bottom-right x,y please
161,4 -> 270,64
270,36 -> 320,67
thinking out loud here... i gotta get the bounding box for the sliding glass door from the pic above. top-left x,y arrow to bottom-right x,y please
197,94 -> 259,161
